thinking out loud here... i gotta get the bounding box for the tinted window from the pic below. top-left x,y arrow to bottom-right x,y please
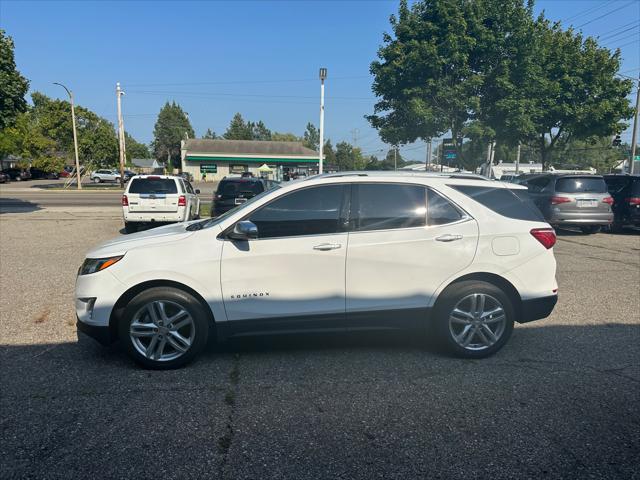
128,178 -> 178,194
428,189 -> 464,225
451,185 -> 544,221
248,185 -> 345,238
526,176 -> 551,192
354,184 -> 426,231
218,180 -> 264,197
632,178 -> 640,196
604,176 -> 631,194
555,176 -> 607,193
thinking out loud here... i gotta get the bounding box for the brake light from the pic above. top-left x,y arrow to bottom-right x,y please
530,228 -> 556,249
178,195 -> 187,206
551,196 -> 571,205
602,196 -> 614,205
626,197 -> 640,206
121,195 -> 128,206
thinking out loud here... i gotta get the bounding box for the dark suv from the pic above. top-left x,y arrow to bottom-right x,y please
212,176 -> 278,217
521,174 -> 613,233
604,174 -> 640,232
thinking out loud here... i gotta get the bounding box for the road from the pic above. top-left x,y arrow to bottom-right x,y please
1,205 -> 639,479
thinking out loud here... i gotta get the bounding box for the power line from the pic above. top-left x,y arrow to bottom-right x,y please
576,1 -> 636,29
599,24 -> 639,41
603,32 -> 640,46
124,75 -> 371,88
562,0 -> 614,24
128,89 -> 375,101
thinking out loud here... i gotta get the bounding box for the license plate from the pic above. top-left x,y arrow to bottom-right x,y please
577,200 -> 598,208
235,198 -> 247,205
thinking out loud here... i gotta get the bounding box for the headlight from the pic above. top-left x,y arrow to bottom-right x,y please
79,255 -> 123,275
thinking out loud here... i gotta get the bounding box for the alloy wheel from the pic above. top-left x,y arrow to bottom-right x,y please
448,293 -> 507,351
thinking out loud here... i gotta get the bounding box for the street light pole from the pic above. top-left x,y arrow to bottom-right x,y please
630,76 -> 639,174
318,67 -> 327,174
116,82 -> 126,188
53,82 -> 82,190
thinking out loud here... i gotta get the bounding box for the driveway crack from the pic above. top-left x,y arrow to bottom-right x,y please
218,353 -> 241,478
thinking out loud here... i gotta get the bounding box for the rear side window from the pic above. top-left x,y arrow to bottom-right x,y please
248,185 -> 345,238
555,176 -> 607,193
631,179 -> 640,196
218,180 -> 264,196
128,178 -> 178,194
427,189 -> 464,225
353,184 -> 426,231
450,185 -> 544,222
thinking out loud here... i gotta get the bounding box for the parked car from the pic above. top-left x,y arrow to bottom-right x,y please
499,174 -> 518,183
179,172 -> 194,182
123,170 -> 137,181
29,168 -> 59,180
76,172 -> 558,369
604,174 -> 640,232
0,172 -> 8,183
90,169 -> 121,183
121,175 -> 200,233
520,173 -> 613,234
2,168 -> 31,181
212,176 -> 279,217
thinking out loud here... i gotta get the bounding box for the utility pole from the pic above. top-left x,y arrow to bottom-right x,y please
440,139 -> 445,172
318,68 -> 327,174
426,138 -> 432,170
53,83 -> 82,190
485,141 -> 493,177
350,128 -> 359,147
630,76 -> 639,174
515,142 -> 521,175
116,82 -> 126,188
394,146 -> 397,171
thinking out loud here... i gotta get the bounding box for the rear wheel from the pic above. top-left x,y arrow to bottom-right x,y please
580,226 -> 600,234
118,287 -> 210,369
432,280 -> 514,359
93,177 -> 101,183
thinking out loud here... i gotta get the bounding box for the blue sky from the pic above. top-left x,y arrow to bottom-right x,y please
1,0 -> 638,162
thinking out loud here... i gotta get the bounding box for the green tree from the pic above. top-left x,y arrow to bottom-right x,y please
152,101 -> 194,169
0,30 -> 29,130
0,111 -> 54,161
202,128 -> 217,139
224,113 -> 252,140
322,139 -> 337,165
335,141 -> 366,171
302,123 -> 320,150
272,132 -> 301,142
124,132 -> 150,161
365,148 -> 406,170
250,120 -> 272,141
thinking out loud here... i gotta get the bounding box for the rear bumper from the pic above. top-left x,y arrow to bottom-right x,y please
518,295 -> 558,323
77,318 -> 114,345
124,211 -> 187,223
549,211 -> 612,226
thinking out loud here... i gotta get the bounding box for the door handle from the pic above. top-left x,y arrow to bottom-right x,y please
435,234 -> 463,242
313,243 -> 342,251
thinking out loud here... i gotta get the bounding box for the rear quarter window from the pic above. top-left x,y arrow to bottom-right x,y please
555,177 -> 607,193
450,185 -> 544,222
128,178 -> 178,194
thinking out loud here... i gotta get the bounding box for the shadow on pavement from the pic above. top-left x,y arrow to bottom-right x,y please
1,323 -> 638,479
0,198 -> 42,214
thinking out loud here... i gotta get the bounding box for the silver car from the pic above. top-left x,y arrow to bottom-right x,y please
523,174 -> 614,234
90,169 -> 121,183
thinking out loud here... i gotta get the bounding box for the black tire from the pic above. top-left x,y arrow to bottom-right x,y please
93,177 -> 101,183
124,222 -> 137,234
432,280 -> 515,359
580,225 -> 600,234
609,221 -> 624,234
118,287 -> 210,369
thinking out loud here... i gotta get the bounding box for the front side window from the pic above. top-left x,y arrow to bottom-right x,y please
248,185 -> 345,239
353,183 -> 426,231
427,189 -> 464,225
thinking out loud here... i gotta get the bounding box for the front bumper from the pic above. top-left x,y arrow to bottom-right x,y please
77,318 -> 114,345
519,294 -> 558,323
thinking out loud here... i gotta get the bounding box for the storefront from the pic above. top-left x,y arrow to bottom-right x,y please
181,139 -> 320,182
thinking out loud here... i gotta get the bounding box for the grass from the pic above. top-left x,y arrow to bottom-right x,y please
199,202 -> 212,218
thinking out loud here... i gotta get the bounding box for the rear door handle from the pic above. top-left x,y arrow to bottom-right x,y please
435,234 -> 463,242
313,243 -> 342,251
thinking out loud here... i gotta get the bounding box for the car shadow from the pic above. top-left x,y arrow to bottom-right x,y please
0,198 -> 42,214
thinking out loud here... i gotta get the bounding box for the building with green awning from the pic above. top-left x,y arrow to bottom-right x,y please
181,139 -> 320,181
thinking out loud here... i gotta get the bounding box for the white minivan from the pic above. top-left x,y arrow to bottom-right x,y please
77,172 -> 558,369
122,175 -> 200,233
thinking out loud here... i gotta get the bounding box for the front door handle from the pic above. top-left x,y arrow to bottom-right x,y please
313,243 -> 342,251
435,234 -> 463,242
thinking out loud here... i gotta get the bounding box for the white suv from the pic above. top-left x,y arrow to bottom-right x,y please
122,175 -> 200,233
76,172 -> 558,369
90,169 -> 121,183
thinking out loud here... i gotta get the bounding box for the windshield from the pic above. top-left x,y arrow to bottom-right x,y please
128,178 -> 178,194
555,176 -> 607,194
217,180 -> 264,196
186,184 -> 281,231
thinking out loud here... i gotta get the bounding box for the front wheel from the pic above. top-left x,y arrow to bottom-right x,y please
118,287 -> 210,369
432,280 -> 514,359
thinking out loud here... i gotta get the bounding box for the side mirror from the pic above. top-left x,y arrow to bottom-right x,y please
228,220 -> 258,240
195,189 -> 201,194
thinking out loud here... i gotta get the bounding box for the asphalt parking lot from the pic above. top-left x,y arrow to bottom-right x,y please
1,206 -> 639,479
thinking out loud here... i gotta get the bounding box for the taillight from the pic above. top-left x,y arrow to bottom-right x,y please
178,195 -> 186,206
121,195 -> 128,206
530,228 -> 556,249
551,196 -> 571,205
602,196 -> 614,205
626,197 -> 640,206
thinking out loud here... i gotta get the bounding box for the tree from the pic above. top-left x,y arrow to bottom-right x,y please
124,132 -> 150,161
271,132 -> 300,142
152,101 -> 194,169
302,123 -> 320,150
202,128 -> 217,139
322,139 -> 337,165
224,113 -> 252,140
0,30 -> 29,130
335,141 -> 367,171
365,148 -> 407,170
0,111 -> 54,161
250,120 -> 272,141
